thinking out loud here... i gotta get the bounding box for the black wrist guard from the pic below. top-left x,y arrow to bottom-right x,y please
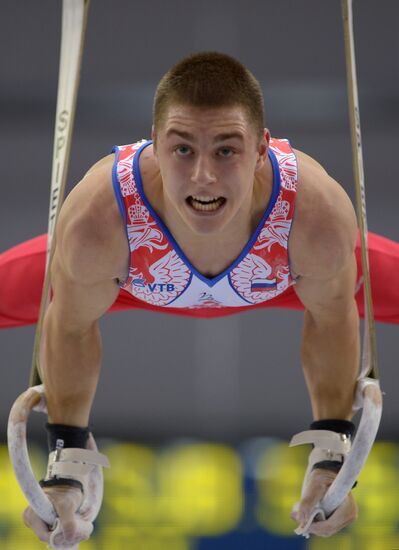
46,423 -> 90,452
310,419 -> 356,439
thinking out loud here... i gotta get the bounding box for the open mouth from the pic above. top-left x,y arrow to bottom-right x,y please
187,195 -> 226,212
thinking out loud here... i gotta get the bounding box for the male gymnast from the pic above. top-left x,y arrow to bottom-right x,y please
21,51 -> 365,544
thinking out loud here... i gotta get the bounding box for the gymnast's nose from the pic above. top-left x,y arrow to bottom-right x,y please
190,154 -> 217,186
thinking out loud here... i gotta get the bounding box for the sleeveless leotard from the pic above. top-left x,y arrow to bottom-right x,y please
111,138 -> 298,311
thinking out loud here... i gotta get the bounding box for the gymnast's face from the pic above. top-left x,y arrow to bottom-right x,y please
152,103 -> 269,235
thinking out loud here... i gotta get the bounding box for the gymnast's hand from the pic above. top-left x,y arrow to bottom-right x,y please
23,484 -> 93,546
291,468 -> 358,537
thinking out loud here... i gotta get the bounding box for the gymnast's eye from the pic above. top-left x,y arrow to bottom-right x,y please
175,145 -> 192,156
218,147 -> 234,158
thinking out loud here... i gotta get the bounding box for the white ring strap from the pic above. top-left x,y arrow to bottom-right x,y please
289,430 -> 351,454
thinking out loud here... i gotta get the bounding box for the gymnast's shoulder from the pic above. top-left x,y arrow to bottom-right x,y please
53,154 -> 127,284
288,148 -> 358,279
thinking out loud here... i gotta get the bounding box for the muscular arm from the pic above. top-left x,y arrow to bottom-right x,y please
22,156 -> 128,545
280,150 -> 363,537
294,255 -> 359,420
290,151 -> 359,420
41,257 -> 120,426
40,156 -> 126,427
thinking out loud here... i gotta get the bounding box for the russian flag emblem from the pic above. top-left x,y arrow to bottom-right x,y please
250,279 -> 277,292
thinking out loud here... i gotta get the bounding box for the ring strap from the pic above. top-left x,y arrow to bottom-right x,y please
289,430 -> 351,454
45,447 -> 110,489
48,448 -> 110,468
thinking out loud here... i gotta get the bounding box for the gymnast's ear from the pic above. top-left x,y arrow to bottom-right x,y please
255,128 -> 270,170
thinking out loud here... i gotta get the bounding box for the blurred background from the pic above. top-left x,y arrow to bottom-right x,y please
0,0 -> 398,548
